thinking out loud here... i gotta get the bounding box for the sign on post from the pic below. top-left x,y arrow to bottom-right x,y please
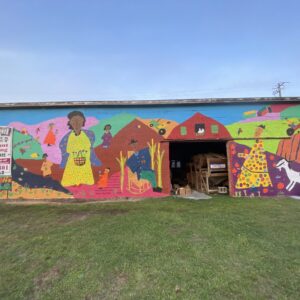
0,127 -> 13,191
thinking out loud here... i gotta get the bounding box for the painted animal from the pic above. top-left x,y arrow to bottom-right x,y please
276,159 -> 300,191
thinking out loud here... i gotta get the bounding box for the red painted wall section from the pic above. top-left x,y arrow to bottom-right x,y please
168,113 -> 231,141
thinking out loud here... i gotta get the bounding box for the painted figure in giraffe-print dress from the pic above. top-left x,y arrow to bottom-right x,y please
236,125 -> 272,189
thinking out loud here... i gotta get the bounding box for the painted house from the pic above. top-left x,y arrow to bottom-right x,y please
0,97 -> 300,200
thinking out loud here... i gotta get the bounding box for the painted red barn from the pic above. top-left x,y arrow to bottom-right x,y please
167,112 -> 231,140
94,118 -> 164,174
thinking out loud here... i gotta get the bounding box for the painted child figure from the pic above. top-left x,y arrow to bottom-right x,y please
41,153 -> 53,177
97,167 -> 110,189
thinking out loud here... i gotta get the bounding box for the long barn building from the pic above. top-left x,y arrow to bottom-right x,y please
0,97 -> 300,200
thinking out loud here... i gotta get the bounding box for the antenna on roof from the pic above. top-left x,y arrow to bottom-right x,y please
273,81 -> 289,97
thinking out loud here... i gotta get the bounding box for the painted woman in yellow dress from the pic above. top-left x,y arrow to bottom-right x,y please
59,111 -> 101,186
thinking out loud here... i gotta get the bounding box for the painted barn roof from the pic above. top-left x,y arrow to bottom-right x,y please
167,112 -> 231,140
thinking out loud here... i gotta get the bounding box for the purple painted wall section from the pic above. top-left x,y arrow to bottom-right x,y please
228,141 -> 300,197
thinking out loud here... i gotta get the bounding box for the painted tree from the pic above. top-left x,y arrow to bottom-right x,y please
147,138 -> 157,170
116,151 -> 127,192
156,143 -> 165,188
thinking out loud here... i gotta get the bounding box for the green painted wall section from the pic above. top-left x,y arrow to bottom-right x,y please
90,113 -> 136,146
280,105 -> 300,119
12,130 -> 43,160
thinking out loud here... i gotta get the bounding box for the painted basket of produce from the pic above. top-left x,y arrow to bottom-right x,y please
73,156 -> 86,166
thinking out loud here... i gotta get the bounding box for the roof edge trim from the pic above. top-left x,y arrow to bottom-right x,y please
0,97 -> 300,108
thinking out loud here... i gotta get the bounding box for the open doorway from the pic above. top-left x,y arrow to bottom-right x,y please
169,140 -> 229,194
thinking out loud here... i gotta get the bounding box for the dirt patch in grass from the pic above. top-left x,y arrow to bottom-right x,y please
113,273 -> 128,292
58,212 -> 91,223
100,209 -> 129,216
1,197 -> 143,205
58,209 -> 129,224
189,233 -> 209,243
34,265 -> 61,292
168,225 -> 184,236
86,273 -> 128,300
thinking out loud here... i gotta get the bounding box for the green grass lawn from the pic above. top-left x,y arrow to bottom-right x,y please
0,197 -> 299,299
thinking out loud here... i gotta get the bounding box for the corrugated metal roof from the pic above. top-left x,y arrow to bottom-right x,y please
0,97 -> 300,108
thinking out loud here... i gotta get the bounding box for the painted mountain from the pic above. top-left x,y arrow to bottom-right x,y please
137,118 -> 178,138
12,130 -> 43,160
281,105 -> 300,119
90,113 -> 137,147
226,104 -> 300,141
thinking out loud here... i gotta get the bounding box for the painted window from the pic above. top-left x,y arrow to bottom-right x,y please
211,124 -> 219,134
180,126 -> 187,135
195,124 -> 205,136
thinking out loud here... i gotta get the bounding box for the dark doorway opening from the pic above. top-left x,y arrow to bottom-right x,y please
169,140 -> 228,191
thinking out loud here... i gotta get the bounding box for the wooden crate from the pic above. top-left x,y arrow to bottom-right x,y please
202,156 -> 228,194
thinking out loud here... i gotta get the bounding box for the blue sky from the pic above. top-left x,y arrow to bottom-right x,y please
0,0 -> 299,102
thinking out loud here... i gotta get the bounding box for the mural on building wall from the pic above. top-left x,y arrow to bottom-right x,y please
228,104 -> 300,196
0,102 -> 300,200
